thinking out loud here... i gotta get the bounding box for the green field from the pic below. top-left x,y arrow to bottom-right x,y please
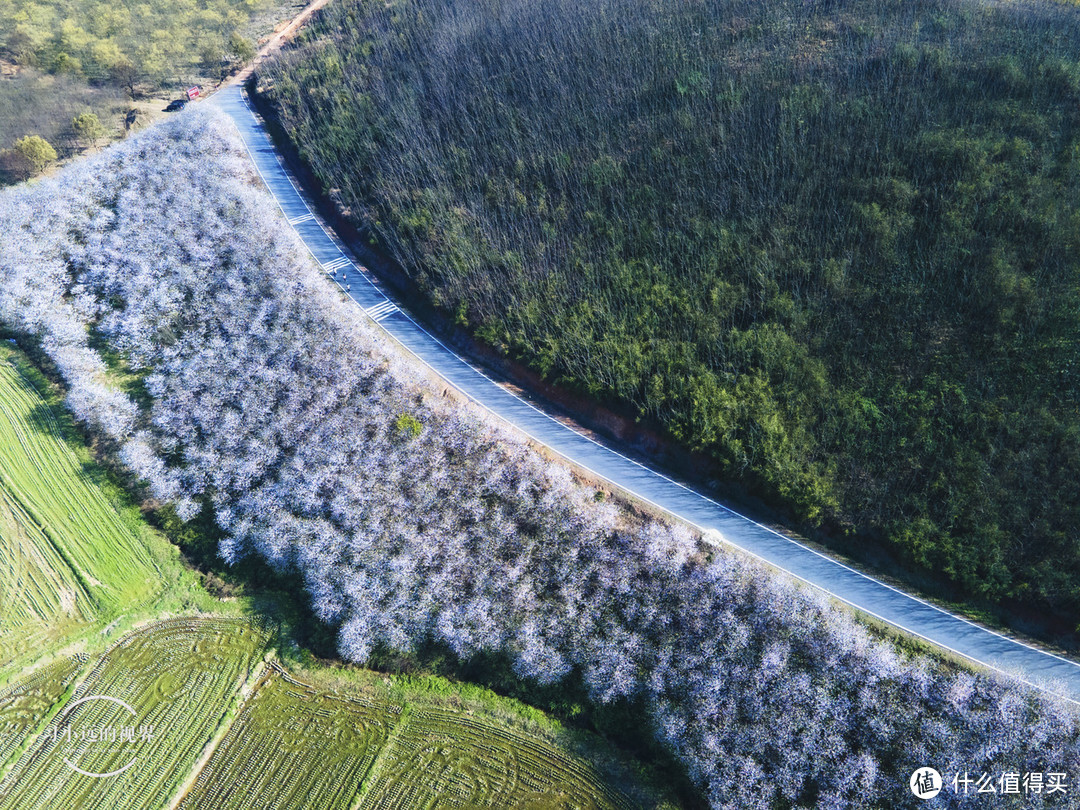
357,706 -> 636,810
0,656 -> 84,769
0,623 -> 640,810
0,617 -> 269,810
177,667 -> 398,810
0,350 -> 162,670
178,665 -> 636,810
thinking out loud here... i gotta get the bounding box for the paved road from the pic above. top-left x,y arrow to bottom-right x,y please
210,85 -> 1080,706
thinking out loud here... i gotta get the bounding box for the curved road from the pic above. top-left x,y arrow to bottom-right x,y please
210,85 -> 1080,707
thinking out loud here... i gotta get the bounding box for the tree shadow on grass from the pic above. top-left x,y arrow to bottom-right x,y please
167,497 -> 702,808
3,331 -> 699,807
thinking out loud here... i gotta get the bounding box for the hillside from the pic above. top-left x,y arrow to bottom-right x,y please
0,0 -> 305,182
3,102 -> 1079,809
255,0 -> 1080,626
0,238 -> 654,809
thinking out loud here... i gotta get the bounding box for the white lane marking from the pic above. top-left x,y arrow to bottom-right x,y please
322,257 -> 351,273
218,88 -> 1080,703
365,301 -> 398,322
288,213 -> 315,225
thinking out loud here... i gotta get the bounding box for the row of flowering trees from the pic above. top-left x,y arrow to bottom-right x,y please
1,110 -> 1077,809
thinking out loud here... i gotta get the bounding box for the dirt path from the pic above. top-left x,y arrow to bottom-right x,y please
224,0 -> 334,89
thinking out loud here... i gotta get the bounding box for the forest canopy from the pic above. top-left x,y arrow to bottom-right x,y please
0,0 -> 291,175
256,0 -> 1080,625
2,106 -> 1078,810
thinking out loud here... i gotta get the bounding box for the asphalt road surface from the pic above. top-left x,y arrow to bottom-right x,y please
211,84 -> 1080,706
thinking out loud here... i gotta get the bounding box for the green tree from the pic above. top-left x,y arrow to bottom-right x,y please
200,41 -> 226,81
71,112 -> 105,148
88,40 -> 126,79
53,52 -> 83,75
228,32 -> 255,65
12,135 -> 57,175
393,412 -> 424,441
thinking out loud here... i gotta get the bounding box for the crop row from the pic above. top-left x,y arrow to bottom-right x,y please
0,656 -> 85,768
178,667 -> 397,810
0,357 -> 161,670
0,617 -> 269,810
179,663 -> 633,810
357,706 -> 633,810
0,484 -> 93,670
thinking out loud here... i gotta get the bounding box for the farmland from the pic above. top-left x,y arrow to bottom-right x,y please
0,656 -> 83,768
357,704 -> 636,810
177,668 -> 397,810
177,664 -> 636,810
0,623 -> 643,810
0,346 -> 162,671
0,617 -> 270,810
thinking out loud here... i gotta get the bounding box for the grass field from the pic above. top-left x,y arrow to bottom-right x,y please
0,617 -> 270,810
0,348 -> 162,670
0,656 -> 85,770
357,706 -> 636,810
0,624 -> 640,810
178,664 -> 638,810
177,667 -> 398,810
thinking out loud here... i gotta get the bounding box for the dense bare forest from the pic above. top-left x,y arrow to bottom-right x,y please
256,0 -> 1080,626
1,107 -> 1079,810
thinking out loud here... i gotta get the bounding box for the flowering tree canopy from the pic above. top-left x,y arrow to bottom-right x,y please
1,109 -> 1077,809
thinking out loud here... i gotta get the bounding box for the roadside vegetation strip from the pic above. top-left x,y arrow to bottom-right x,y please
177,667 -> 398,810
258,0 -> 1080,628
0,355 -> 160,622
7,104 -> 1080,808
0,656 -> 86,770
356,706 -> 637,810
0,617 -> 270,810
